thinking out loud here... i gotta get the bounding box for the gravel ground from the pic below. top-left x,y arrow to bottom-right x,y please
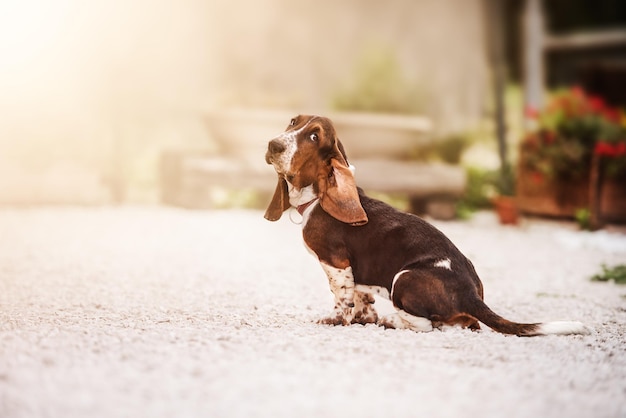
0,207 -> 625,418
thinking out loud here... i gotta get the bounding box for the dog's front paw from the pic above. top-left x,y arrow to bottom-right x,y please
317,307 -> 352,326
352,307 -> 378,325
317,315 -> 350,326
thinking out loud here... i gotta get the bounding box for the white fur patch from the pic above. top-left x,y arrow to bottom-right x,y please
287,183 -> 316,207
286,184 -> 319,227
434,258 -> 452,270
536,321 -> 591,336
320,263 -> 355,306
390,270 -> 410,299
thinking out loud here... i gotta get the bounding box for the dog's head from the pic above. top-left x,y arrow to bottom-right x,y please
264,115 -> 367,226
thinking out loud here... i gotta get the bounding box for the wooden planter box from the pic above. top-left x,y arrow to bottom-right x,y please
517,166 -> 626,223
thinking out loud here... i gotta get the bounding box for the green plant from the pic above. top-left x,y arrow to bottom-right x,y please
422,135 -> 469,164
331,45 -> 426,114
574,208 -> 592,230
456,167 -> 499,212
591,264 -> 626,285
455,201 -> 475,220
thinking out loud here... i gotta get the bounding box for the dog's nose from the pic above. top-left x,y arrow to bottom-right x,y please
268,139 -> 285,155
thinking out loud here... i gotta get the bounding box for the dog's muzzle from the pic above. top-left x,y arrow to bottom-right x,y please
265,139 -> 286,165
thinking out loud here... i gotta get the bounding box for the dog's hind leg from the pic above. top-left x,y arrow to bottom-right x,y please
378,268 -> 459,333
378,269 -> 433,331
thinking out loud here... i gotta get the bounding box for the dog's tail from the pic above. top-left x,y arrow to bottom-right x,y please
466,299 -> 590,336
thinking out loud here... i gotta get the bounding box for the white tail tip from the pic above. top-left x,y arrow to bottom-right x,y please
537,321 -> 591,336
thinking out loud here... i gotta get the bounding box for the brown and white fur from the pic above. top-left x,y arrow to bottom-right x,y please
264,114 -> 590,337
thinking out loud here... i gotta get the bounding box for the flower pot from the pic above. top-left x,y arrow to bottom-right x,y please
492,195 -> 519,225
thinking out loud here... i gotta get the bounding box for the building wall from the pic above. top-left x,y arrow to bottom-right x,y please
0,0 -> 490,204
206,0 -> 490,134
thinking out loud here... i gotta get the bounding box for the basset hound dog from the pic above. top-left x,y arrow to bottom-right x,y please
264,114 -> 590,336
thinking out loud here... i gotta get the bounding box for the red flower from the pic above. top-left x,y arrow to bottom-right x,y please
525,106 -> 539,119
588,96 -> 606,113
603,108 -> 621,123
595,141 -> 611,156
595,141 -> 626,157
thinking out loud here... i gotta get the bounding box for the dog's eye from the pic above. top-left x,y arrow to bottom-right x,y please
309,133 -> 318,141
289,118 -> 296,126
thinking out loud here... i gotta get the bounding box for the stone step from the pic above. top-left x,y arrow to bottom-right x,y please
160,152 -> 466,219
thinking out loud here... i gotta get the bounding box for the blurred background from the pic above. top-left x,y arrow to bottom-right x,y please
0,0 -> 624,221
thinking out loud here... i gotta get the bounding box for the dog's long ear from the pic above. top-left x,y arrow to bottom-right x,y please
318,142 -> 368,226
264,176 -> 291,221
